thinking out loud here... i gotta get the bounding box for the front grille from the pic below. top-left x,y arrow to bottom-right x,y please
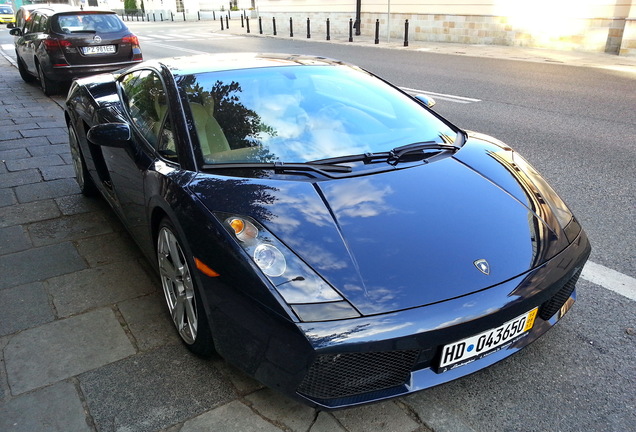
538,268 -> 582,320
297,350 -> 419,400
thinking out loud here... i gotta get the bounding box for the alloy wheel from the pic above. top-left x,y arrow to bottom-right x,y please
157,225 -> 198,345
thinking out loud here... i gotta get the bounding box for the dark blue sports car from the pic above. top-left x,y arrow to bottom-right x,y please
64,53 -> 590,409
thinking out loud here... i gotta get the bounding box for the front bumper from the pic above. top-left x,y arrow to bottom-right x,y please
205,228 -> 590,409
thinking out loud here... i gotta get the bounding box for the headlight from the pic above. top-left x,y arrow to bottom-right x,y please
216,212 -> 360,321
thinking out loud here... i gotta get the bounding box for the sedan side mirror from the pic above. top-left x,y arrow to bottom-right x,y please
9,27 -> 21,36
414,94 -> 436,108
87,123 -> 131,148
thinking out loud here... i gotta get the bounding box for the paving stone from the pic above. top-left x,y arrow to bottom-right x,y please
29,143 -> 70,156
0,130 -> 21,141
212,358 -> 265,396
55,194 -> 107,216
27,211 -> 113,247
0,381 -> 91,432
5,154 -> 66,172
246,388 -> 317,432
0,168 -> 42,188
0,199 -> 60,228
0,225 -> 32,255
117,293 -> 179,351
332,400 -> 421,432
0,188 -> 16,207
0,136 -> 49,150
75,231 -> 143,267
180,400 -> 284,432
0,242 -> 86,290
0,147 -> 30,160
20,126 -> 66,138
403,394 -> 475,432
48,260 -> 157,317
79,344 -> 235,432
0,282 -> 55,337
14,178 -> 79,202
40,164 -> 75,180
4,308 -> 136,395
309,412 -> 348,432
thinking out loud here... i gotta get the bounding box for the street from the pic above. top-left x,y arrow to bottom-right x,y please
1,18 -> 635,432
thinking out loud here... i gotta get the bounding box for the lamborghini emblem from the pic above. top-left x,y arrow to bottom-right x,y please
474,259 -> 490,275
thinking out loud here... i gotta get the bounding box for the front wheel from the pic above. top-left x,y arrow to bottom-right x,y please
68,122 -> 97,197
157,218 -> 215,357
36,62 -> 59,96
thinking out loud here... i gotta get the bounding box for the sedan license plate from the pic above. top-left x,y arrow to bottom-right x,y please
82,45 -> 116,55
439,307 -> 538,372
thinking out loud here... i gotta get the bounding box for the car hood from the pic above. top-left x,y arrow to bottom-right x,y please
191,138 -> 572,315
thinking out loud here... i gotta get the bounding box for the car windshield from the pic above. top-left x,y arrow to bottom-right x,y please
0,6 -> 13,14
52,13 -> 124,33
177,65 -> 459,165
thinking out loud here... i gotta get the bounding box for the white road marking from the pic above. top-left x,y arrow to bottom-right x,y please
141,41 -> 209,55
400,86 -> 482,104
581,261 -> 636,301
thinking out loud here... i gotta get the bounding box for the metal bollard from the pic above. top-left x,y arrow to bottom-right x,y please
221,16 -> 224,30
273,17 -> 277,36
375,19 -> 379,44
349,18 -> 353,42
160,13 -> 163,21
171,12 -> 174,22
226,15 -> 229,28
213,11 -> 215,20
183,11 -> 186,21
241,15 -> 244,28
289,17 -> 293,37
326,18 -> 330,40
198,11 -> 200,21
306,18 -> 310,39
246,17 -> 250,33
259,17 -> 263,34
404,19 -> 409,47
153,13 -> 155,22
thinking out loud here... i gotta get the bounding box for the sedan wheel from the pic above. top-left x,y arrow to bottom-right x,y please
16,54 -> 35,83
157,219 -> 214,356
68,123 -> 97,197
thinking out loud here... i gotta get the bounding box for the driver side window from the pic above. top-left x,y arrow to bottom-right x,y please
120,70 -> 178,163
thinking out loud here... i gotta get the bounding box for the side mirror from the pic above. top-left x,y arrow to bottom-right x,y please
414,94 -> 436,108
87,123 -> 131,148
9,27 -> 21,36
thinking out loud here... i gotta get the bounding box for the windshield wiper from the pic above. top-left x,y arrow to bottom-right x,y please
311,141 -> 458,166
201,161 -> 352,177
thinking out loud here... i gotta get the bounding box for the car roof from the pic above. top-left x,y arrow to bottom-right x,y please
152,53 -> 352,77
29,5 -> 116,16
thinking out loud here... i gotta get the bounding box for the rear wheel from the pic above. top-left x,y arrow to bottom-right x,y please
157,218 -> 215,357
36,62 -> 59,96
68,122 -> 97,197
16,54 -> 35,83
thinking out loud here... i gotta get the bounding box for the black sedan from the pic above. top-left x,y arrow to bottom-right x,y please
10,5 -> 142,95
64,53 -> 590,409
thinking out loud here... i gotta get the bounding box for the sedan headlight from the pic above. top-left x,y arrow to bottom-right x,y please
216,212 -> 360,321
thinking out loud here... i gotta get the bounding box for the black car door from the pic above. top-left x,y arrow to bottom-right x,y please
103,68 -> 184,252
17,12 -> 43,73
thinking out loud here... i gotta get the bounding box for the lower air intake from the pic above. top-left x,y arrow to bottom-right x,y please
539,268 -> 582,321
298,350 -> 419,400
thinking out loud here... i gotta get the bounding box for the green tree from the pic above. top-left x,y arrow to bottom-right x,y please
124,0 -> 137,13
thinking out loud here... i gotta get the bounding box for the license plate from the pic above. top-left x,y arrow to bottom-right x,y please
438,307 -> 538,372
82,45 -> 116,55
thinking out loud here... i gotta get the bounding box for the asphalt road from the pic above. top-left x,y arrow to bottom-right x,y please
1,19 -> 634,431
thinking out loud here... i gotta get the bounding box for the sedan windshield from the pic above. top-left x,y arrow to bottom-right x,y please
177,65 -> 459,165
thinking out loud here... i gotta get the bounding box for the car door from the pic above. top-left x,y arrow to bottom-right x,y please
16,11 -> 42,73
104,68 -> 177,248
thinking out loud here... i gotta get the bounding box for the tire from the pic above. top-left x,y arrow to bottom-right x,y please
157,218 -> 215,357
36,62 -> 59,96
68,122 -> 98,197
16,54 -> 35,83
